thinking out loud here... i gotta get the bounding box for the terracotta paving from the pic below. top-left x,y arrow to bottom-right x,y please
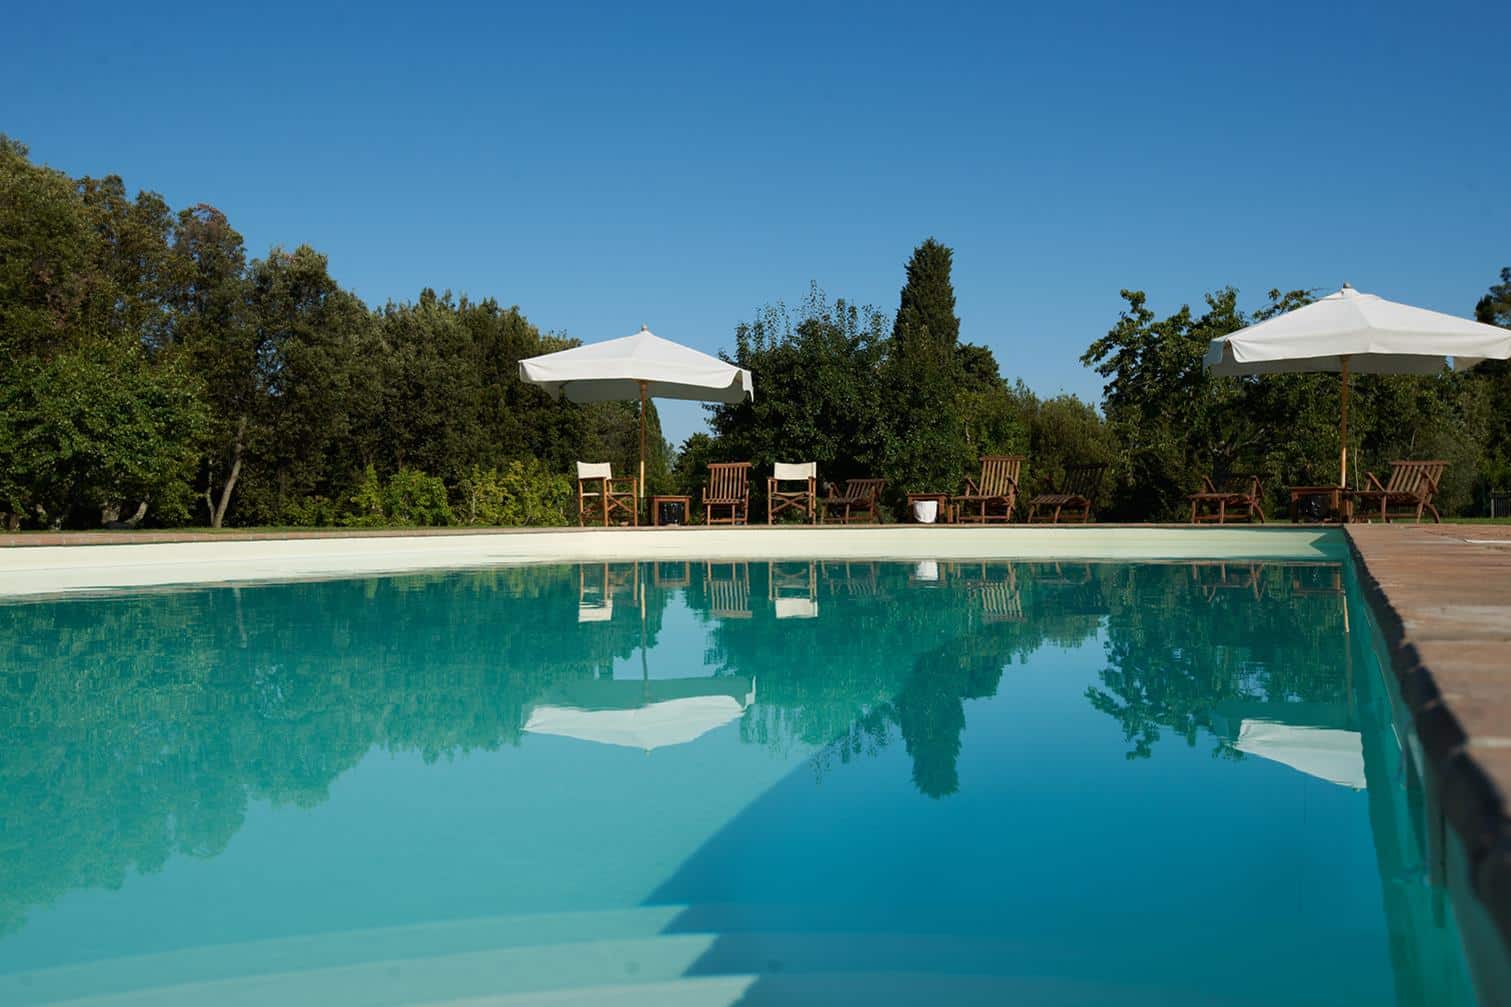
1345,523 -> 1511,945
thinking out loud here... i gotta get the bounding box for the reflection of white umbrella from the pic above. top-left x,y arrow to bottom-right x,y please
524,677 -> 756,752
1205,284 -> 1511,486
1235,720 -> 1366,790
519,327 -> 754,495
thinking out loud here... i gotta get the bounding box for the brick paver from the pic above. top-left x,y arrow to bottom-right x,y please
1346,523 -> 1511,947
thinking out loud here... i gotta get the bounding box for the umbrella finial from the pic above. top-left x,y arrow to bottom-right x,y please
1342,281 -> 1352,289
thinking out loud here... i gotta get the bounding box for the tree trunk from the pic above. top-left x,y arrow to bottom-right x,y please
211,415 -> 247,529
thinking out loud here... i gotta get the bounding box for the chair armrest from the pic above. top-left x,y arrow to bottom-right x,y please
1362,472 -> 1385,492
963,478 -> 980,495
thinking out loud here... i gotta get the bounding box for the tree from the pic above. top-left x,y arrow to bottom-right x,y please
1083,288 -> 1337,519
166,204 -> 255,526
0,136 -> 93,360
2,347 -> 206,527
883,239 -> 970,494
237,246 -> 374,523
1475,267 -> 1511,327
1470,268 -> 1511,506
75,174 -> 176,351
709,285 -> 891,489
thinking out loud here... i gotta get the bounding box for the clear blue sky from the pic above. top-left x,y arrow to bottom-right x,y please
7,1 -> 1507,443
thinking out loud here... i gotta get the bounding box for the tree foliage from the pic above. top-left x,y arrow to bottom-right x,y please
1083,286 -> 1497,519
0,139 -> 664,529
2,134 -> 1505,526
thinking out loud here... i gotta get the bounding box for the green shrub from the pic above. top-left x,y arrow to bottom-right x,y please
342,466 -> 453,527
457,461 -> 573,526
282,495 -> 341,527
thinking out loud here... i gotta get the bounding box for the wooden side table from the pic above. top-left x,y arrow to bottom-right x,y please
652,495 -> 692,526
1288,486 -> 1350,523
905,493 -> 952,524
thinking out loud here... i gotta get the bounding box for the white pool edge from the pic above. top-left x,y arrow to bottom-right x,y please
0,526 -> 1345,598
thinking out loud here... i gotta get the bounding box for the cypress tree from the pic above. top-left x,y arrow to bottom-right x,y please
884,238 -> 970,494
893,238 -> 960,348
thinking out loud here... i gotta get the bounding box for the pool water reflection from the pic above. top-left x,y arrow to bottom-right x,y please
0,560 -> 1484,1005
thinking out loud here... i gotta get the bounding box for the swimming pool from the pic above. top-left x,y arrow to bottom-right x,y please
0,559 -> 1488,1005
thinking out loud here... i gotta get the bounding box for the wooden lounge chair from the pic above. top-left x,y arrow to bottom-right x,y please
1025,463 -> 1106,524
819,560 -> 883,597
1351,460 -> 1448,523
705,561 -> 752,618
767,462 -> 817,524
702,461 -> 752,525
952,455 -> 1024,524
1188,474 -> 1265,524
576,462 -> 638,526
1190,561 -> 1262,602
818,478 -> 886,524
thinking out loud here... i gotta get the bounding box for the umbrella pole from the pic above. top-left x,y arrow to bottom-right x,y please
1339,356 -> 1351,489
638,380 -> 647,503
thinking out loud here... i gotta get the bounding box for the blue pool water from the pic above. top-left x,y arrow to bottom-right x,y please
0,559 -> 1486,1005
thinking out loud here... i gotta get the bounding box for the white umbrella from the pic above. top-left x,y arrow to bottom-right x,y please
519,327 -> 754,495
1235,720 -> 1366,790
1205,284 -> 1511,486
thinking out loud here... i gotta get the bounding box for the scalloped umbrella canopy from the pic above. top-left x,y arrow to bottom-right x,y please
1204,285 -> 1511,485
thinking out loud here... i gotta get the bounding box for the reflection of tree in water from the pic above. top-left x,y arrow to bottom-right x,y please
706,562 -> 1107,798
1085,563 -> 1349,759
892,634 -> 1010,797
10,559 -> 1316,937
0,565 -> 657,938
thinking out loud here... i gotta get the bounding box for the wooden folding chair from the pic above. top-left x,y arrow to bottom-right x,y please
767,462 -> 817,524
576,462 -> 638,526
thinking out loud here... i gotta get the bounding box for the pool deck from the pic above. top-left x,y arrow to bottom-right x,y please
1345,523 -> 1511,947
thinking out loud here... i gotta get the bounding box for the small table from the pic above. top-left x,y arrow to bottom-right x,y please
905,493 -> 953,525
652,495 -> 692,526
1288,486 -> 1350,524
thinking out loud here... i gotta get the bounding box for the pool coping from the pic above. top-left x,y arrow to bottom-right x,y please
0,525 -> 1345,598
1343,524 -> 1511,950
